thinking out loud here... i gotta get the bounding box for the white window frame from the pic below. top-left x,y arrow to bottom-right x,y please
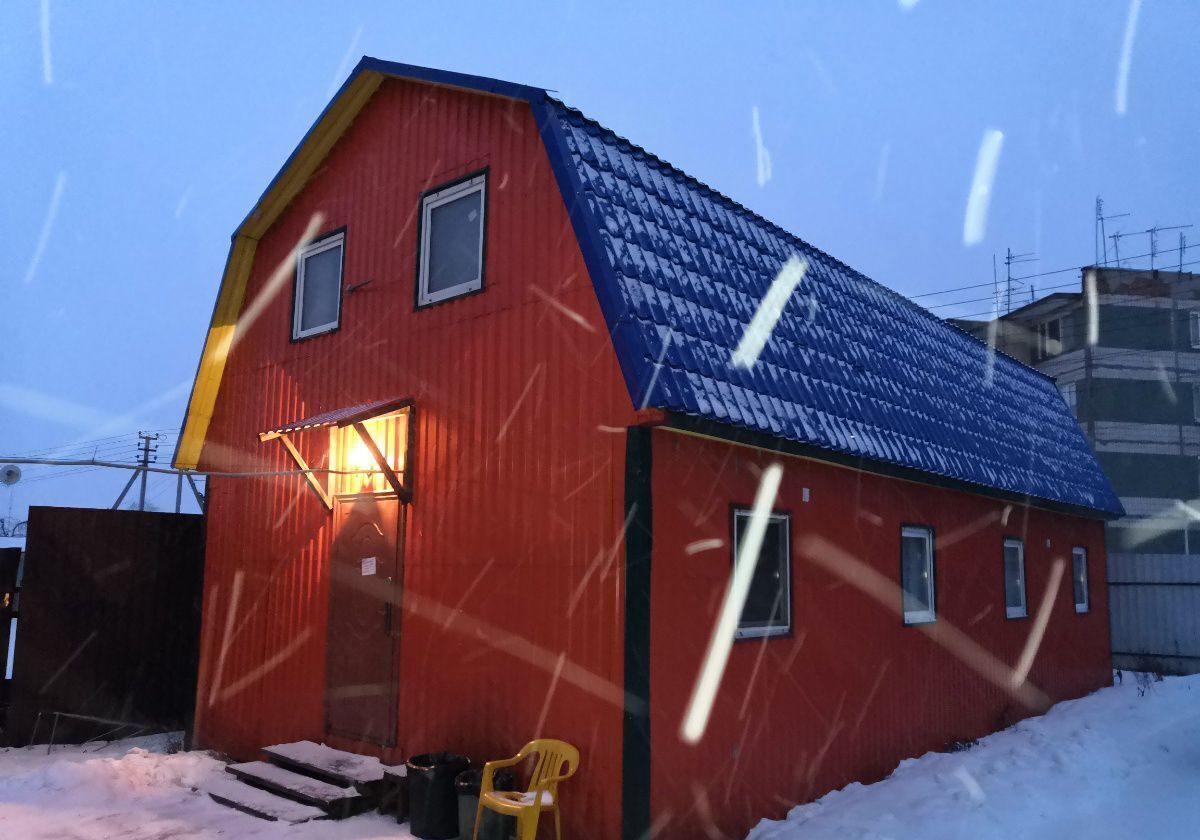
417,174 -> 487,307
732,509 -> 792,639
1072,547 -> 1089,614
900,525 -> 936,625
292,232 -> 345,340
1004,537 -> 1028,619
1190,311 -> 1200,349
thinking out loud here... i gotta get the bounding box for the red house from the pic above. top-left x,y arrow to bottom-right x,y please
174,59 -> 1122,838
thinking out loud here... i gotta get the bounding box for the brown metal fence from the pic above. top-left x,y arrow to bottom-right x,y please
4,507 -> 204,746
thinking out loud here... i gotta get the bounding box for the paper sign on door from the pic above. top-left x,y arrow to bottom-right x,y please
361,556 -> 377,576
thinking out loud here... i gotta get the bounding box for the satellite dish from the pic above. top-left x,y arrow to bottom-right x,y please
1,465 -> 21,486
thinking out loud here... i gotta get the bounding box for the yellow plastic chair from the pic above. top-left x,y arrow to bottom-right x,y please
474,739 -> 579,840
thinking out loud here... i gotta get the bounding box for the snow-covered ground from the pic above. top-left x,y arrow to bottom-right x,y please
0,733 -> 414,839
1,675 -> 1197,839
749,672 -> 1200,840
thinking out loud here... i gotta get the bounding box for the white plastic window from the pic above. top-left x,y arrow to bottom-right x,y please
1072,547 -> 1089,614
293,233 -> 344,339
901,526 -> 935,624
1004,538 -> 1027,619
417,174 -> 486,306
733,510 -> 792,639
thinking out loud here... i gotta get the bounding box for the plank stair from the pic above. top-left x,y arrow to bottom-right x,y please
262,739 -> 406,797
204,741 -> 403,822
226,760 -> 370,819
202,776 -> 326,824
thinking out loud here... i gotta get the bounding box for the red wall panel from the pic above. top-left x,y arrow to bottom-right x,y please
649,429 -> 1111,838
195,80 -> 636,837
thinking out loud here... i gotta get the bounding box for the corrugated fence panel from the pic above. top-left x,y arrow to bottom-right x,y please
1109,553 -> 1200,670
9,508 -> 204,745
196,80 -> 636,837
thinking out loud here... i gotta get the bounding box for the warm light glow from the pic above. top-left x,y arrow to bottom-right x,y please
332,409 -> 408,495
345,434 -> 377,491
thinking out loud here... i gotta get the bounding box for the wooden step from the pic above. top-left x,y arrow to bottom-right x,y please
262,740 -> 406,790
203,777 -> 326,824
227,760 -> 367,818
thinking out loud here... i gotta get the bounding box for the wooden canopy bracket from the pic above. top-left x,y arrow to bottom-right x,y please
351,421 -> 412,503
274,432 -> 333,510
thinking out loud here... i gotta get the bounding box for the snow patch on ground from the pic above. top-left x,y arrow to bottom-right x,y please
748,673 -> 1200,840
0,733 -> 413,838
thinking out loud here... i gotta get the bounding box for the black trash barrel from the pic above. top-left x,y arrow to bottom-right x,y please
456,768 -> 519,840
407,752 -> 471,839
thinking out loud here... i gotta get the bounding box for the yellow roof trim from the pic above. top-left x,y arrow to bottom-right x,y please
173,71 -> 385,470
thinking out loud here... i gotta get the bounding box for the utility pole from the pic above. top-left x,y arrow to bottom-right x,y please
1183,232 -> 1189,274
135,432 -> 159,511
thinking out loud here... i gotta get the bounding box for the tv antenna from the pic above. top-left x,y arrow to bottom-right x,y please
1004,248 -> 1037,313
1109,231 -> 1129,267
1095,197 -> 1129,267
1145,223 -> 1192,270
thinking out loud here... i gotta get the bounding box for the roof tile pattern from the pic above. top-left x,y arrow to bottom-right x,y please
549,101 -> 1123,516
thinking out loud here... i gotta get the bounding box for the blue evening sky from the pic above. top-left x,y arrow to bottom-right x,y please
2,1 -> 1197,539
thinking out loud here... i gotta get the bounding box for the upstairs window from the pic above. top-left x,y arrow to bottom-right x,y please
1190,311 -> 1200,349
417,173 -> 486,306
733,509 -> 792,639
1072,547 -> 1089,613
900,526 -> 936,624
1003,538 -> 1028,619
293,231 -> 345,340
1036,318 -> 1063,360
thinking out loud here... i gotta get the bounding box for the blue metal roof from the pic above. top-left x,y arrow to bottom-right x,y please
534,99 -> 1123,518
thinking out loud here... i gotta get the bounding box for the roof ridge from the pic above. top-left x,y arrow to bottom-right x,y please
547,97 -> 1058,386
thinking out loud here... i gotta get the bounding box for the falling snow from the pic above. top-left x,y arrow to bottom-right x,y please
962,129 -> 1004,247
1115,0 -> 1142,116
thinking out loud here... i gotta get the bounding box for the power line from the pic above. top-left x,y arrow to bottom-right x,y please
909,242 -> 1198,302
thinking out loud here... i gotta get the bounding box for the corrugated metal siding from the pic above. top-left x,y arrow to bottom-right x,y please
649,430 -> 1112,839
1109,553 -> 1200,673
195,81 -> 635,837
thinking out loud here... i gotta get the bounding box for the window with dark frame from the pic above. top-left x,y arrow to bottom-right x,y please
417,173 -> 486,306
900,526 -> 935,624
1036,317 -> 1063,360
732,509 -> 791,639
1072,547 -> 1089,613
292,231 -> 345,340
1004,537 -> 1027,618
1190,310 -> 1200,349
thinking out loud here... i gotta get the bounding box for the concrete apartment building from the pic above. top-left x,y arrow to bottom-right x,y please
957,266 -> 1200,674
